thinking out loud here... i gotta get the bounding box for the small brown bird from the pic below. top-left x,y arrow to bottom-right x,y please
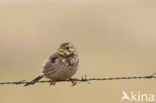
24,42 -> 79,86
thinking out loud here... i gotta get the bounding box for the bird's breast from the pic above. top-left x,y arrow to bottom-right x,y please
44,56 -> 79,80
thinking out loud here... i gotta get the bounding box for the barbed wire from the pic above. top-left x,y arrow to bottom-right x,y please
0,73 -> 156,85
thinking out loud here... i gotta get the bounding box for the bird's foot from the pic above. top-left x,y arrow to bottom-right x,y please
50,78 -> 56,86
69,78 -> 78,86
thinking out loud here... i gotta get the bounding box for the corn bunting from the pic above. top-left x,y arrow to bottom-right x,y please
24,42 -> 79,86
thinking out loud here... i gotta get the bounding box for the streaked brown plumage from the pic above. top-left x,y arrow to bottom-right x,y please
24,42 -> 79,86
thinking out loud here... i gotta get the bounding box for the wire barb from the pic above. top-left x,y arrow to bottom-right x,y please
79,74 -> 91,84
0,73 -> 156,85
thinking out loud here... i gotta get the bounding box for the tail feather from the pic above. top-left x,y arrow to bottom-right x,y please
24,75 -> 44,86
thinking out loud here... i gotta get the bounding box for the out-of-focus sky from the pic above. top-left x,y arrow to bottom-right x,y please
0,1 -> 156,103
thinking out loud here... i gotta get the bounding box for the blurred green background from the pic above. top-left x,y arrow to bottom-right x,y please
0,0 -> 156,103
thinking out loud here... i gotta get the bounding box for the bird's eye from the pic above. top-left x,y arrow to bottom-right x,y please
66,47 -> 69,49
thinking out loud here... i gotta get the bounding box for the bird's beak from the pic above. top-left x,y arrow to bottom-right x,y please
58,48 -> 64,52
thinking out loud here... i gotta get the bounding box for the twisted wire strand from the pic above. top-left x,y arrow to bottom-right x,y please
0,73 -> 156,85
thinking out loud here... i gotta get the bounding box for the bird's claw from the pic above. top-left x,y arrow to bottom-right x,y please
50,79 -> 56,86
70,78 -> 78,86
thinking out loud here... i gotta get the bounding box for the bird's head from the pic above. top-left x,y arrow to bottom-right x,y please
58,42 -> 77,57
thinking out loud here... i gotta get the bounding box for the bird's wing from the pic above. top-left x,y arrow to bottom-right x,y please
41,52 -> 59,76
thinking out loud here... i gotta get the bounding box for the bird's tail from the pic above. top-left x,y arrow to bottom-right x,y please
24,74 -> 44,86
